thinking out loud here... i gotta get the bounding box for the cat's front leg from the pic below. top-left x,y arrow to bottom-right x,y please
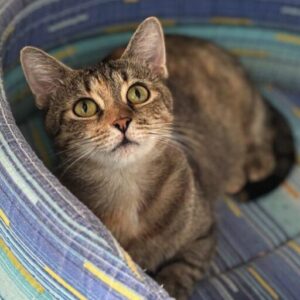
155,226 -> 216,300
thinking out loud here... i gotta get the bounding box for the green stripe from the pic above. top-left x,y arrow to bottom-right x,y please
0,248 -> 52,300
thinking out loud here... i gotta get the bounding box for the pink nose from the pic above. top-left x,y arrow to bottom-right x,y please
113,117 -> 132,133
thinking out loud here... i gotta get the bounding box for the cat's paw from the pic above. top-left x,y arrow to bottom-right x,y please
156,271 -> 190,300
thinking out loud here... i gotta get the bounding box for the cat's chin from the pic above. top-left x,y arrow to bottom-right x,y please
111,143 -> 152,165
96,139 -> 157,168
112,142 -> 140,159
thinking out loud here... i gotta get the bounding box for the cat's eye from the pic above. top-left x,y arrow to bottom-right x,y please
127,84 -> 150,104
73,98 -> 99,118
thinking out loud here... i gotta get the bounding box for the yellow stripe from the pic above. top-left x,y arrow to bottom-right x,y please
44,266 -> 87,300
2,24 -> 15,43
104,19 -> 176,33
123,0 -> 139,3
293,107 -> 300,118
230,48 -> 269,58
84,261 -> 143,300
283,182 -> 300,200
288,240 -> 300,254
53,47 -> 76,60
248,267 -> 279,300
122,250 -> 143,280
112,240 -> 142,280
224,197 -> 241,217
0,239 -> 45,293
210,17 -> 252,25
0,209 -> 10,226
276,33 -> 300,45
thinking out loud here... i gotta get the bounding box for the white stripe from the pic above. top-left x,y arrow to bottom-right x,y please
0,256 -> 33,300
1,0 -> 118,53
281,6 -> 300,17
0,0 -> 60,49
0,224 -> 76,300
0,1 -> 13,18
0,131 -> 38,204
220,274 -> 239,293
48,13 -> 88,32
211,278 -> 234,300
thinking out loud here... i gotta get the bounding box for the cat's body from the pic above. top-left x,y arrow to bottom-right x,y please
21,18 -> 275,300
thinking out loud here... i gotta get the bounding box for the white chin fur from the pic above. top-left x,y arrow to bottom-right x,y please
93,137 -> 157,168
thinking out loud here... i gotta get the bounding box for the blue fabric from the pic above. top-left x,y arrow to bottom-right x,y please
1,1 -> 300,299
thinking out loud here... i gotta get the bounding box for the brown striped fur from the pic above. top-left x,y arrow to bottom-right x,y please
20,17 -> 275,299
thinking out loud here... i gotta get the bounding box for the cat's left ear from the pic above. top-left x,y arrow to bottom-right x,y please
121,17 -> 168,78
20,46 -> 73,109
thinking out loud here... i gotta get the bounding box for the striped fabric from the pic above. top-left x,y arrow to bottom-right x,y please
1,0 -> 300,299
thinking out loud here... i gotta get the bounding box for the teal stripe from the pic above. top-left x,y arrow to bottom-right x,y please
217,236 -> 240,266
248,204 -> 285,242
0,246 -> 52,300
211,278 -> 234,300
288,168 -> 300,193
260,188 -> 300,236
234,269 -> 266,300
262,88 -> 300,152
7,26 -> 300,90
0,224 -> 73,300
279,248 -> 300,275
242,205 -> 280,245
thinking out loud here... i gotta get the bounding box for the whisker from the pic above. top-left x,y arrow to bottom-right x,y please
59,147 -> 96,179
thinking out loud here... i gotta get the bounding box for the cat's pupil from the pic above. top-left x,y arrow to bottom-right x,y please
82,102 -> 88,113
135,88 -> 141,99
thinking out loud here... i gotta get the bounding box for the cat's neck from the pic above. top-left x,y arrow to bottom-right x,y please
64,142 -> 169,212
89,144 -> 170,243
63,143 -> 187,246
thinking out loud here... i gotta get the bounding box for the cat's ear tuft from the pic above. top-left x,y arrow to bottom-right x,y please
121,17 -> 168,78
20,46 -> 73,109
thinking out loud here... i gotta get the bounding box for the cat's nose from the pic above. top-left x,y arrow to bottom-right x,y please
113,117 -> 132,133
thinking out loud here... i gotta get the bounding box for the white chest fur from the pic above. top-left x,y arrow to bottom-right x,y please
90,165 -> 145,245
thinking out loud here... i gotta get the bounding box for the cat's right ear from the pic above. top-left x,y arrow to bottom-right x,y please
20,46 -> 73,109
121,17 -> 168,78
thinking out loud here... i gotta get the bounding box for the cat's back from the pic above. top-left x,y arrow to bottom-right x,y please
165,34 -> 246,86
165,35 -> 251,110
165,35 -> 257,188
165,34 -> 254,134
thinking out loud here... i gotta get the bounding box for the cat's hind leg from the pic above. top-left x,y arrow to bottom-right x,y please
245,97 -> 275,182
246,143 -> 275,182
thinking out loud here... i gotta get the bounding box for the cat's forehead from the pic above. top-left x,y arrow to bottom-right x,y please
73,62 -> 139,108
73,61 -> 154,107
82,60 -> 153,84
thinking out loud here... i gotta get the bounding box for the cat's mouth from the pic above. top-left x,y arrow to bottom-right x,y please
112,137 -> 139,152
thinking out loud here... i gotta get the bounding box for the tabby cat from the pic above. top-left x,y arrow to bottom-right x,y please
20,17 -> 275,299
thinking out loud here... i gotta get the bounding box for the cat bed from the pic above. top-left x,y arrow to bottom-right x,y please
1,1 -> 300,299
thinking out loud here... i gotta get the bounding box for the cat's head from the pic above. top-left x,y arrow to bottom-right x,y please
20,17 -> 173,167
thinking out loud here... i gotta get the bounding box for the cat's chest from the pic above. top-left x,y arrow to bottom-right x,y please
93,170 -> 144,245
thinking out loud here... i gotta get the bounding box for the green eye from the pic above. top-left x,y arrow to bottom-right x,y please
127,84 -> 150,104
73,98 -> 99,117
